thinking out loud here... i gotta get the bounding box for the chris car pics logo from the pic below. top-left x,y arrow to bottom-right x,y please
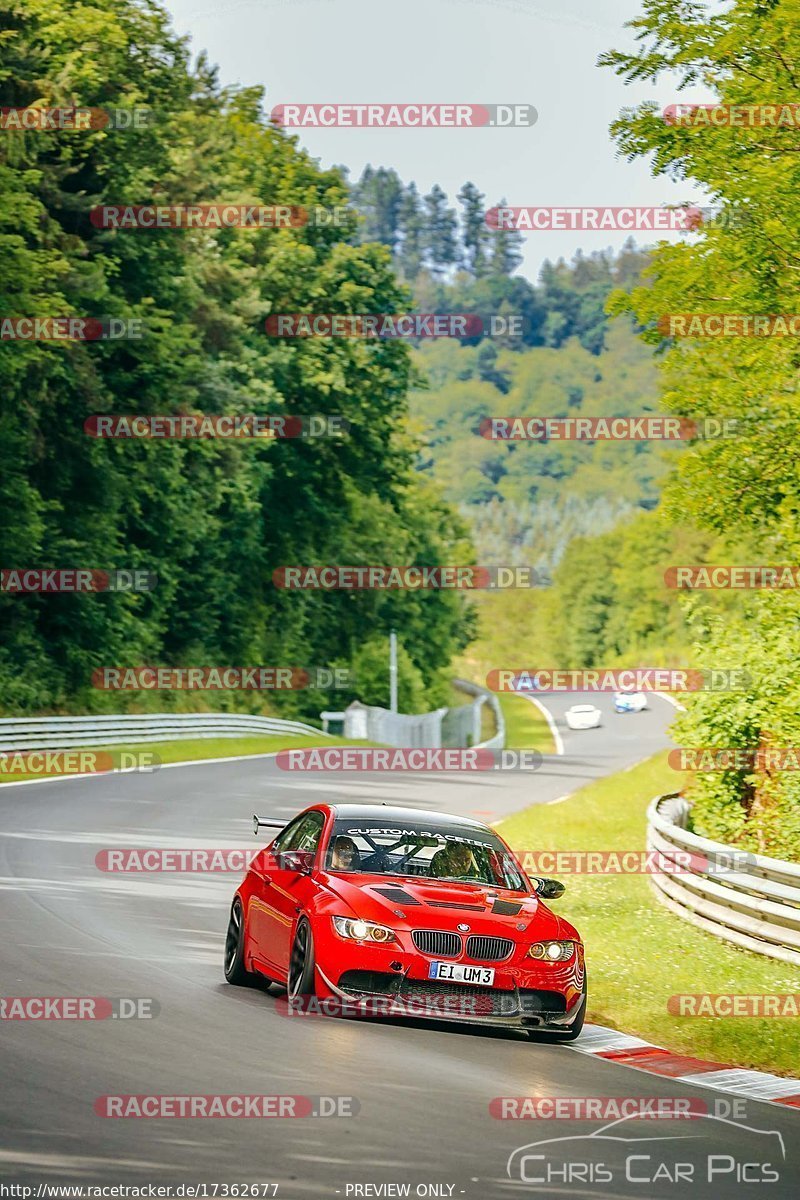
506,1112 -> 784,1186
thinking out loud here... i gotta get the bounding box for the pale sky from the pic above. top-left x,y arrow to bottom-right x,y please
163,0 -> 716,281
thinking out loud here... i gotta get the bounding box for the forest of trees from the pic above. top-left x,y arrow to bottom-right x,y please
408,272 -> 664,569
0,0 -> 475,717
349,165 -> 650,354
347,176 -> 662,570
0,0 -> 660,724
462,0 -> 800,860
349,169 -> 523,282
596,0 -> 800,859
6,0 -> 798,863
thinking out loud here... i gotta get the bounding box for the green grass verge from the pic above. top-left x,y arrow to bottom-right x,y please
0,733 -> 376,785
498,752 -> 800,1077
499,692 -> 555,755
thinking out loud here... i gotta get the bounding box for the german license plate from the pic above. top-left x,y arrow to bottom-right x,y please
427,961 -> 495,986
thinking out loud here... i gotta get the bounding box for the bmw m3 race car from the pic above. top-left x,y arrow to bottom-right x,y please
224,803 -> 586,1038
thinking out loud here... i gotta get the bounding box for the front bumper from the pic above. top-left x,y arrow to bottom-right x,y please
315,964 -> 586,1030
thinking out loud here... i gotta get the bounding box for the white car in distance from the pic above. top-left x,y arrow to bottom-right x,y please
565,704 -> 602,730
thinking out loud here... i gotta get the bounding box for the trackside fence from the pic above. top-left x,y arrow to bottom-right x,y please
0,680 -> 506,755
647,792 -> 800,966
0,712 -> 330,751
340,681 -> 505,751
452,678 -> 505,750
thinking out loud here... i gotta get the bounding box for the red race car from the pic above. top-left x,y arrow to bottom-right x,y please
224,803 -> 586,1038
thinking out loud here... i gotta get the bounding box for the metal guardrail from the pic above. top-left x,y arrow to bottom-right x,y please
0,712 -> 330,751
452,678 -> 506,750
338,681 -> 505,751
646,792 -> 800,966
0,679 -> 505,755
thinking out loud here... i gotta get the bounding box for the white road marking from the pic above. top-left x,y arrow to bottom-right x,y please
570,1023 -> 800,1108
523,694 -> 564,755
679,1070 -> 800,1099
653,691 -> 687,712
0,750 -> 283,789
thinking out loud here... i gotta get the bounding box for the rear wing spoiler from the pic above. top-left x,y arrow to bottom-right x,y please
253,814 -> 285,837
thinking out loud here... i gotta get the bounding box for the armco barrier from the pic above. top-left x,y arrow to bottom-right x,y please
452,678 -> 505,750
646,792 -> 800,965
0,712 -> 330,751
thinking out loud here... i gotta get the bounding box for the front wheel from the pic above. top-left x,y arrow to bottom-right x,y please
224,898 -> 255,985
287,917 -> 317,1000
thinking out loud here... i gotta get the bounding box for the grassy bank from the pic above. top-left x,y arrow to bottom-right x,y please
498,752 -> 800,1076
499,692 -> 555,755
0,733 -> 374,786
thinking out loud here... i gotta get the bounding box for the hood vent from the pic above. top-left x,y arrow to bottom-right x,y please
371,886 -> 422,906
428,900 -> 484,911
492,899 -> 523,916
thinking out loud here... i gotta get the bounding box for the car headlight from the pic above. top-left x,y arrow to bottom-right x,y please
527,940 -> 575,962
332,916 -> 397,943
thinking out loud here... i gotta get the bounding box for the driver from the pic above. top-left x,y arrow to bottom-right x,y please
430,841 -> 474,879
330,835 -> 359,872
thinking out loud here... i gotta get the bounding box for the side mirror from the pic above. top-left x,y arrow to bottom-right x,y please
530,876 -> 565,900
281,850 -> 314,875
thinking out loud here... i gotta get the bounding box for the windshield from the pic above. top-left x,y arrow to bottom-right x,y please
325,818 -> 528,892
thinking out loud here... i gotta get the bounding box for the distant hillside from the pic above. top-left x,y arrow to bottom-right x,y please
348,165 -> 650,354
410,317 -> 670,572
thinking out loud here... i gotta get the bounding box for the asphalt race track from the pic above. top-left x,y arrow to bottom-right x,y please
2,694 -> 799,1197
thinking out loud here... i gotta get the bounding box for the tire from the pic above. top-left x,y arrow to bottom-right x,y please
224,898 -> 254,986
287,917 -> 317,1000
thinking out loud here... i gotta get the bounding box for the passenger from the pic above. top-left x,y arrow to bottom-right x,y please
430,841 -> 474,879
